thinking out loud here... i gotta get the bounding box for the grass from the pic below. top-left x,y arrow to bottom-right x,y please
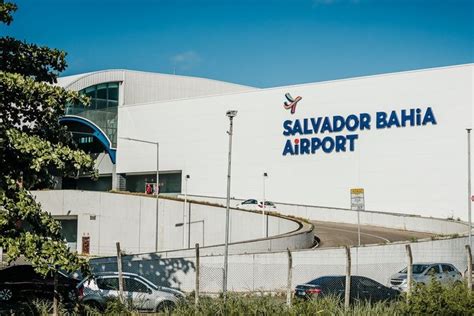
14,281 -> 474,315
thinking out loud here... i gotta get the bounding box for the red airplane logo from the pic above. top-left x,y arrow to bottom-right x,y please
283,93 -> 302,114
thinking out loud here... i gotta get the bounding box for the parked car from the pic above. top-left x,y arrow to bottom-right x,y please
0,265 -> 80,303
389,263 -> 463,291
78,272 -> 184,312
295,275 -> 399,303
236,199 -> 277,211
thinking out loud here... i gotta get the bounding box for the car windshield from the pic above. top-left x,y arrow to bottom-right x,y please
399,264 -> 430,274
243,199 -> 257,204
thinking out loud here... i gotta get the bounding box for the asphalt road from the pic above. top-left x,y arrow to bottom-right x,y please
312,221 -> 434,248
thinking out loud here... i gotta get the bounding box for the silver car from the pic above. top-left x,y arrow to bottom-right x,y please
77,272 -> 184,312
236,199 -> 277,211
389,263 -> 462,291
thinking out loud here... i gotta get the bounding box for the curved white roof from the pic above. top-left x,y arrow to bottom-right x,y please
57,69 -> 258,105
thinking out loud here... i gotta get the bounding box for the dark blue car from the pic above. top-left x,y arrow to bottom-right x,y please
295,275 -> 400,303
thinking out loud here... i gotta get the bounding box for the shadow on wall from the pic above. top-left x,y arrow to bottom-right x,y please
89,253 -> 195,289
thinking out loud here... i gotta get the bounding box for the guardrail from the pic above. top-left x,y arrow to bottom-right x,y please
176,194 -> 469,235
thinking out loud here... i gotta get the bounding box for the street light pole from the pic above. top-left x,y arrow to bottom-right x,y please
120,137 -> 160,252
155,142 -> 160,252
223,110 -> 237,298
262,172 -> 268,238
467,129 -> 472,247
183,174 -> 191,249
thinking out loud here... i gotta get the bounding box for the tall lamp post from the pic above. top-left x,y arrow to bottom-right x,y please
120,137 -> 160,252
223,110 -> 237,298
262,172 -> 268,238
467,128 -> 472,247
183,174 -> 190,248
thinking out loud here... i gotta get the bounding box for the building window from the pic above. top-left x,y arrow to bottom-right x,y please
65,82 -> 120,147
56,217 -> 78,251
125,172 -> 182,194
79,136 -> 94,144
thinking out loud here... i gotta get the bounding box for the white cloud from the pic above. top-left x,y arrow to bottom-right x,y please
170,50 -> 202,71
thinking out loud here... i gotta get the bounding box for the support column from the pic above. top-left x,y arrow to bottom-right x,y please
112,165 -> 126,191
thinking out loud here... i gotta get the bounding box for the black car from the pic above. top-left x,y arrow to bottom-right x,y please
0,265 -> 80,303
295,275 -> 400,303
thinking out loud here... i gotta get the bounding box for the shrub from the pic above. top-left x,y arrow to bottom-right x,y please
396,280 -> 474,315
17,282 -> 474,315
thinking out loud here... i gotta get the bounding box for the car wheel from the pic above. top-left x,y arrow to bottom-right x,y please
155,300 -> 175,313
0,288 -> 13,301
66,289 -> 77,302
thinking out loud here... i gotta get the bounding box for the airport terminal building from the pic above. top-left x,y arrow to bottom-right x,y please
57,64 -> 473,220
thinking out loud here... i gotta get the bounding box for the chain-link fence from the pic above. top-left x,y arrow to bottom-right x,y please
89,237 -> 473,307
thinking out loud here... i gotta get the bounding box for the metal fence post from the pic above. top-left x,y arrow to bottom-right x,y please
116,242 -> 124,303
344,246 -> 351,309
286,249 -> 292,307
53,269 -> 58,316
466,245 -> 472,291
405,244 -> 413,301
195,243 -> 200,305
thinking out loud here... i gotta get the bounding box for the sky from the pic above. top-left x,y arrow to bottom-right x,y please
2,0 -> 473,88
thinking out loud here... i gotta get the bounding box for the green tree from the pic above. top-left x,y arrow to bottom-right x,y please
0,1 -> 96,276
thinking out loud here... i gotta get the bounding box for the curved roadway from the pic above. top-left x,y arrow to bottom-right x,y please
312,221 -> 434,248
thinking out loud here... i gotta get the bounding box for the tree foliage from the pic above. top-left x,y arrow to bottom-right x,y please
0,1 -> 96,276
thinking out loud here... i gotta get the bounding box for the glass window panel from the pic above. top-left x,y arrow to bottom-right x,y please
107,100 -> 118,109
96,99 -> 107,110
124,278 -> 149,293
67,82 -> 120,149
357,277 -> 380,288
84,86 -> 95,99
97,278 -> 119,291
86,99 -> 96,110
108,86 -> 119,101
96,84 -> 107,99
58,219 -> 77,243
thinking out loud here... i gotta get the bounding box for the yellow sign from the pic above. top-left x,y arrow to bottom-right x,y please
350,188 -> 364,194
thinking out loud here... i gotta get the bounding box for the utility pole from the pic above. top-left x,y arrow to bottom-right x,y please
183,174 -> 190,248
262,172 -> 268,238
116,242 -> 124,303
223,110 -> 237,299
155,142 -> 160,251
468,129 -> 472,247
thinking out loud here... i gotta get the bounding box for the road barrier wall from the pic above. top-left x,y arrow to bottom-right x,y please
32,190 -> 314,256
177,194 -> 469,235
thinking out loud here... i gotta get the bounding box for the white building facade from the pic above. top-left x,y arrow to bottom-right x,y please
58,64 -> 474,220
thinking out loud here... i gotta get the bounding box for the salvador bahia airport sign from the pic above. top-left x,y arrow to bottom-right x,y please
281,93 -> 437,156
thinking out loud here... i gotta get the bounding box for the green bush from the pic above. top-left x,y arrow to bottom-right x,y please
397,281 -> 474,315
16,282 -> 474,315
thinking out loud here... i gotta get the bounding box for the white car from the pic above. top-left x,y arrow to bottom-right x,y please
236,199 -> 277,211
389,263 -> 463,291
77,272 -> 184,312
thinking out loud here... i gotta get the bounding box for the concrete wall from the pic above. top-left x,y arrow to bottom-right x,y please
178,194 -> 469,235
117,64 -> 473,221
32,190 -> 312,256
90,236 -> 471,293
